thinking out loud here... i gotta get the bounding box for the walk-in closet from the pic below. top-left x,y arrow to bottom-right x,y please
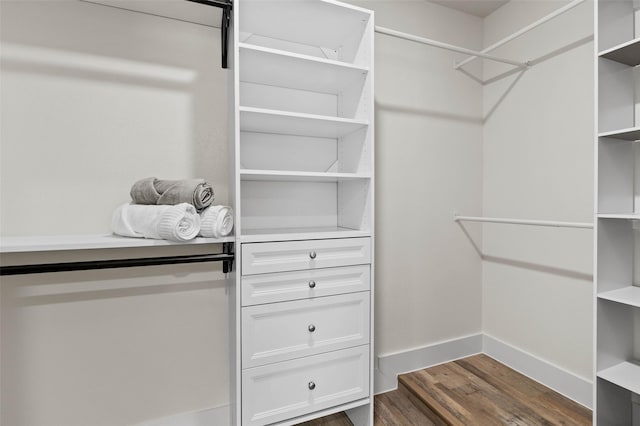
1,0 -> 637,425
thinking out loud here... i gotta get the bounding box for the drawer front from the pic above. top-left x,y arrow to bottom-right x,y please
241,265 -> 370,306
241,237 -> 371,275
242,292 -> 369,368
242,345 -> 369,426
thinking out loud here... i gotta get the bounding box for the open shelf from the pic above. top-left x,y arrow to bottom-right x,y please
597,213 -> 640,220
239,0 -> 371,64
81,0 -> 220,27
599,37 -> 640,66
240,169 -> 370,182
239,227 -> 371,243
598,286 -> 640,308
239,43 -> 369,94
598,126 -> 640,141
0,234 -> 234,253
239,107 -> 367,138
597,361 -> 640,394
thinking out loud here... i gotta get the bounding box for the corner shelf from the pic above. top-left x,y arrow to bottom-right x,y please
598,286 -> 640,308
0,234 -> 234,253
239,107 -> 368,138
599,37 -> 640,66
598,126 -> 640,141
239,43 -> 369,94
597,361 -> 640,394
597,213 -> 640,220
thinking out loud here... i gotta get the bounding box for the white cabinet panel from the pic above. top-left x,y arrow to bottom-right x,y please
242,264 -> 370,306
242,292 -> 369,367
242,345 -> 370,426
242,237 -> 370,275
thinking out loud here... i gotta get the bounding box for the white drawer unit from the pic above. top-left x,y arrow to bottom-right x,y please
242,345 -> 370,426
241,264 -> 370,306
241,237 -> 371,275
242,292 -> 370,368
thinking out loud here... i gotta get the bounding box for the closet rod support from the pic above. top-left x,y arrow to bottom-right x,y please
0,252 -> 235,276
185,0 -> 232,68
454,214 -> 593,229
454,0 -> 585,70
375,25 -> 527,68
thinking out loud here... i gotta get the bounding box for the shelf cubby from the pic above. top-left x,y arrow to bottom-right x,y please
238,0 -> 372,65
597,138 -> 639,214
239,43 -> 369,95
599,37 -> 640,67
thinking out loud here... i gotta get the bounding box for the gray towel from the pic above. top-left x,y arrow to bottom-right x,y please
130,177 -> 214,212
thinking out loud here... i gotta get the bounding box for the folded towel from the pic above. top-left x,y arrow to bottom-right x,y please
112,203 -> 201,242
130,177 -> 214,212
199,205 -> 234,238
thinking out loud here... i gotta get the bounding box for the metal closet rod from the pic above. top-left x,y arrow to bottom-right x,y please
0,245 -> 235,276
374,25 -> 528,68
454,215 -> 593,229
454,0 -> 585,70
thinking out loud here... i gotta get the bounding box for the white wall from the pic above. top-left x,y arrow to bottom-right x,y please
1,2 -> 231,425
347,0 -> 485,355
0,0 -> 228,236
481,0 -> 594,382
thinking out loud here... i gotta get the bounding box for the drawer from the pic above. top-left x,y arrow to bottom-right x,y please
242,292 -> 369,368
242,345 -> 369,426
241,237 -> 371,275
241,265 -> 370,306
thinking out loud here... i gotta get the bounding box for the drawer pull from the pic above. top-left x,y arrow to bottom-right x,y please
308,280 -> 316,289
308,381 -> 316,390
308,324 -> 316,332
309,251 -> 317,260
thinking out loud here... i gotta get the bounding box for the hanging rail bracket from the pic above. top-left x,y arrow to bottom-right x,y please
185,0 -> 232,69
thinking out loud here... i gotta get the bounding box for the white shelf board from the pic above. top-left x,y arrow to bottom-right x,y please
239,227 -> 371,243
239,107 -> 368,138
597,361 -> 640,394
239,43 -> 368,94
81,0 -> 220,27
598,126 -> 640,141
0,234 -> 234,253
240,169 -> 370,182
597,213 -> 640,220
598,286 -> 640,308
599,37 -> 640,66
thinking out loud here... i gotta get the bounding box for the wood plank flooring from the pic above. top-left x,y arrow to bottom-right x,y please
298,354 -> 592,426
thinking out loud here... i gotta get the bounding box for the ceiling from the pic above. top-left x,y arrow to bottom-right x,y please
429,0 -> 509,18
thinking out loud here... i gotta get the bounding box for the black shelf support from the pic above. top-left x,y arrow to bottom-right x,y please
0,249 -> 235,276
186,0 -> 233,68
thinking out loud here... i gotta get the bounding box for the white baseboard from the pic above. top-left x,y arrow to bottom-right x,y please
374,333 -> 593,409
482,334 -> 593,409
135,405 -> 230,426
375,333 -> 483,394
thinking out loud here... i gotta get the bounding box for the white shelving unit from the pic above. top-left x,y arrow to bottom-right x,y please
230,0 -> 375,424
595,0 -> 640,424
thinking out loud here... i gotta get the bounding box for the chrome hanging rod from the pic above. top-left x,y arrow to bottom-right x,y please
454,0 -> 585,70
454,215 -> 593,229
374,26 -> 528,68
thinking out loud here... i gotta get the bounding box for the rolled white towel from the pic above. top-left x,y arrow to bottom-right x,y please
112,203 -> 201,242
199,205 -> 234,238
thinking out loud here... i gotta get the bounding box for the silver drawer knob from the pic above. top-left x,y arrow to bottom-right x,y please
308,280 -> 316,289
309,251 -> 317,259
308,324 -> 316,332
308,381 -> 316,390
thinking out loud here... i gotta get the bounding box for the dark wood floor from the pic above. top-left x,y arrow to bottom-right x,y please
299,354 -> 592,425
